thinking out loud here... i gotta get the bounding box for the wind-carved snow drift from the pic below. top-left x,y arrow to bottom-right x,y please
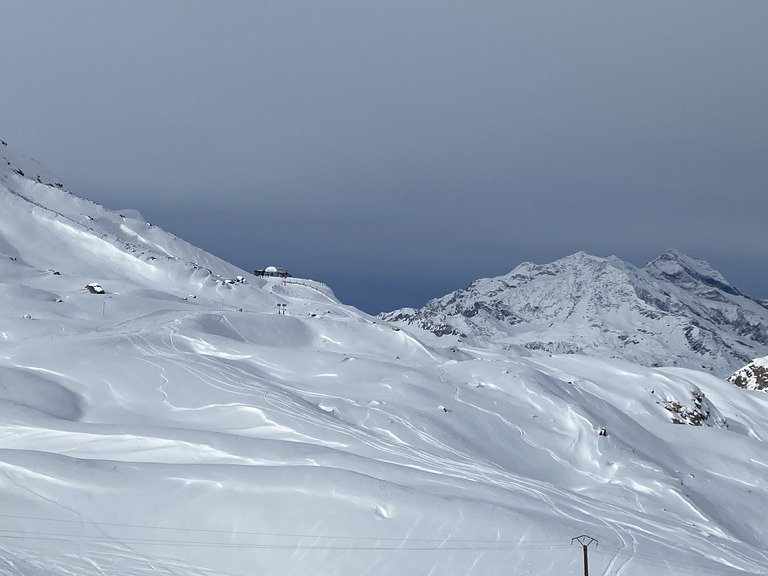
3,140 -> 768,576
381,251 -> 768,376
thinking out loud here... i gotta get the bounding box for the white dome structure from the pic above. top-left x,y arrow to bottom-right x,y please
255,266 -> 289,278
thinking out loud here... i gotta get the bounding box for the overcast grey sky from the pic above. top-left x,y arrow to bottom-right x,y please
3,1 -> 767,313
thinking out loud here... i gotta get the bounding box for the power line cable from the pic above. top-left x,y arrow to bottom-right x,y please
1,512 -> 765,574
592,543 -> 767,576
0,530 -> 573,551
0,512 -> 565,544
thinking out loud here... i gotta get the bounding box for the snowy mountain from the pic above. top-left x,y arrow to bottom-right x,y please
3,141 -> 768,576
381,251 -> 768,376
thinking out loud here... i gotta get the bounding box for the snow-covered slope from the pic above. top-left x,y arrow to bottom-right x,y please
381,251 -> 768,376
0,140 -> 341,319
2,141 -> 768,576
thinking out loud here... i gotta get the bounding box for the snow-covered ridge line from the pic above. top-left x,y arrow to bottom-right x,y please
0,143 -> 259,293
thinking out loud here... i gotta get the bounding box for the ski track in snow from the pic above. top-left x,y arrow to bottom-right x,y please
3,311 -> 767,575
113,324 -> 768,575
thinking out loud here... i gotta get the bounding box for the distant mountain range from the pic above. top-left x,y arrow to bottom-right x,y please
381,250 -> 768,376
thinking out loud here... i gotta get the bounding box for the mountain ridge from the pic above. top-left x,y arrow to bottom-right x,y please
381,250 -> 768,376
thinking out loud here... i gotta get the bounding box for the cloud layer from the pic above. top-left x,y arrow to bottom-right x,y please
3,1 -> 766,312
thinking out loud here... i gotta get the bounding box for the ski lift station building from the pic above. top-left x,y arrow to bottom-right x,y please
254,266 -> 290,278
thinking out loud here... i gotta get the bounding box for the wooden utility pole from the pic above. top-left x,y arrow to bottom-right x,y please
571,535 -> 597,576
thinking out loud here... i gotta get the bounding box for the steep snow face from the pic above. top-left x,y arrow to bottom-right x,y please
3,142 -> 768,576
381,251 -> 768,376
729,356 -> 768,391
0,141 -> 339,317
0,138 -> 64,190
645,249 -> 742,297
2,142 -> 240,286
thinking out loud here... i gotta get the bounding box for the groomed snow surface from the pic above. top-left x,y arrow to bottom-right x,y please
2,144 -> 768,576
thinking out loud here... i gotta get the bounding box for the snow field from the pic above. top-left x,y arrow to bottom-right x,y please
2,151 -> 768,576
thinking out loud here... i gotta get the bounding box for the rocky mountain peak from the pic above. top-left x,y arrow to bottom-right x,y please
381,251 -> 768,376
645,249 -> 741,297
729,356 -> 768,391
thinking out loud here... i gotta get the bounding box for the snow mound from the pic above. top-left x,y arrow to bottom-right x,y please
0,367 -> 85,421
